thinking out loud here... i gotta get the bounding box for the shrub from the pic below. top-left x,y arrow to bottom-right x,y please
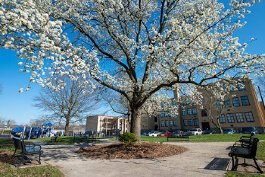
118,132 -> 137,145
2,130 -> 12,135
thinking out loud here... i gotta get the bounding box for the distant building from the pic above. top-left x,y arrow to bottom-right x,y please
86,115 -> 128,136
180,78 -> 265,132
141,78 -> 265,133
141,114 -> 158,131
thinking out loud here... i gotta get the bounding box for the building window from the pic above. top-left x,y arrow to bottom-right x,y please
193,119 -> 199,126
245,112 -> 254,122
169,121 -> 173,127
232,97 -> 241,107
224,99 -> 231,108
192,107 -> 197,115
154,117 -> 158,122
227,113 -> 235,123
160,112 -> 165,118
182,109 -> 186,116
183,120 -> 188,126
165,120 -> 169,127
201,109 -> 208,117
187,108 -> 192,115
214,101 -> 222,109
187,119 -> 193,126
173,121 -> 177,126
241,96 -> 250,106
160,103 -> 165,109
166,112 -> 171,117
161,121 -> 165,127
235,113 -> 244,123
219,114 -> 226,123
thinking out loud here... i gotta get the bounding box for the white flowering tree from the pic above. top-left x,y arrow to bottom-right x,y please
0,0 -> 264,138
102,88 -> 178,127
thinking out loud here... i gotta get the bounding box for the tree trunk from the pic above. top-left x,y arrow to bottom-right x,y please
216,118 -> 223,134
64,117 -> 70,136
130,107 -> 141,140
210,117 -> 223,134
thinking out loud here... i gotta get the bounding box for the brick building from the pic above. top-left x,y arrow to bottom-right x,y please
141,78 -> 265,133
86,115 -> 128,135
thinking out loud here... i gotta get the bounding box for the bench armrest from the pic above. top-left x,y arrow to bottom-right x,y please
232,141 -> 244,147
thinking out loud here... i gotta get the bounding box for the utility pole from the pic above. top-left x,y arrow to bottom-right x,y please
258,86 -> 265,109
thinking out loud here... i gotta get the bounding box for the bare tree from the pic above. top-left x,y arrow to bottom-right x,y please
5,119 -> 16,128
29,118 -> 47,127
0,117 -> 5,126
34,78 -> 100,135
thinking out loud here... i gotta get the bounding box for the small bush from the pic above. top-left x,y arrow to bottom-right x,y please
2,130 -> 12,135
118,132 -> 137,145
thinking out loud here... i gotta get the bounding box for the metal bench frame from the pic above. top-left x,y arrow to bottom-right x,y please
228,135 -> 263,173
12,137 -> 43,164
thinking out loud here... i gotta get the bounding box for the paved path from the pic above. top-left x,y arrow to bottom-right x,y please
42,142 -> 232,177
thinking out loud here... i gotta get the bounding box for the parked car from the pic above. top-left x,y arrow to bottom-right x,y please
202,129 -> 214,134
159,131 -> 173,137
148,131 -> 161,137
141,131 -> 150,136
241,127 -> 258,134
202,129 -> 221,134
223,128 -> 236,134
188,128 -> 202,135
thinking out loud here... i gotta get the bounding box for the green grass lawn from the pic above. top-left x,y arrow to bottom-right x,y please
32,136 -> 101,145
0,163 -> 64,177
32,136 -> 77,144
225,171 -> 265,177
0,139 -> 14,150
140,134 -> 265,142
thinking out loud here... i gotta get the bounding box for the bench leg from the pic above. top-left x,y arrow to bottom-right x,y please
235,157 -> 239,171
231,156 -> 236,171
231,156 -> 238,171
253,158 -> 263,173
38,153 -> 41,164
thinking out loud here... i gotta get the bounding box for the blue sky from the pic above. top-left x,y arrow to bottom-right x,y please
0,0 -> 264,125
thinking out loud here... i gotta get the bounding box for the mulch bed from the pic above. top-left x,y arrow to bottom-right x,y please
0,150 -> 40,167
78,142 -> 187,159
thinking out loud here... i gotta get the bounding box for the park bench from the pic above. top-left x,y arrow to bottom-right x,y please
12,137 -> 43,164
228,134 -> 263,173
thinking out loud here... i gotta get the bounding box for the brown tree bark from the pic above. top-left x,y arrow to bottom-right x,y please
130,107 -> 141,140
64,117 -> 70,136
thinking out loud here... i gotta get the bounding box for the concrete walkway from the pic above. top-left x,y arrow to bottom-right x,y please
42,142 -> 232,177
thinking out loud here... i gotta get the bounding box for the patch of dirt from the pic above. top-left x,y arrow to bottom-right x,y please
78,142 -> 187,159
0,150 -> 13,164
0,150 -> 40,167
